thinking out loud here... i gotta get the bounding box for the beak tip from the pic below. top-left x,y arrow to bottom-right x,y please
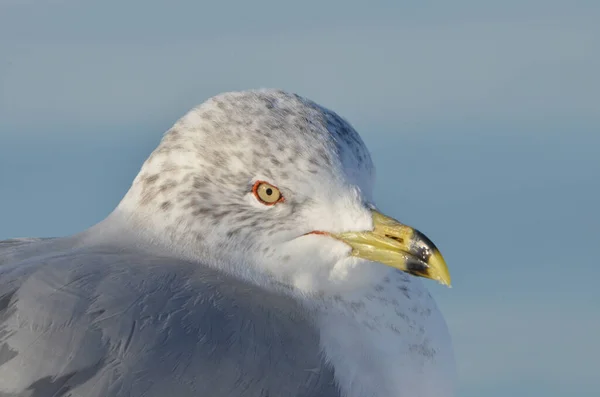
438,278 -> 452,288
428,249 -> 452,287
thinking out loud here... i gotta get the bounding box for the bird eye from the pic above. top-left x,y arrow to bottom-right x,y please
252,181 -> 283,205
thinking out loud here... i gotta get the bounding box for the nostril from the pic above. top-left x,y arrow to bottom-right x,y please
385,234 -> 404,244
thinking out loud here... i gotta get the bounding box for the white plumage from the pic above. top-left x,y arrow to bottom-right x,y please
0,89 -> 455,397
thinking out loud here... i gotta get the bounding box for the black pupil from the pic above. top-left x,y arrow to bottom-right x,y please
266,188 -> 273,196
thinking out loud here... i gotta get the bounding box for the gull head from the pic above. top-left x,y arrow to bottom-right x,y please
117,89 -> 450,295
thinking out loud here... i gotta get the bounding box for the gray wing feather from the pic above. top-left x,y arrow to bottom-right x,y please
0,239 -> 339,397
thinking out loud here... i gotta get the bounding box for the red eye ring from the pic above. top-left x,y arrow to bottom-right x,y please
252,181 -> 285,205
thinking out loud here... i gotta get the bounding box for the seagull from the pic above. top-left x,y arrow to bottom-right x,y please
0,89 -> 456,397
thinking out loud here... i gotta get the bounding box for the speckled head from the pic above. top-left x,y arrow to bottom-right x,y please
124,89 -> 375,213
115,89 -> 448,294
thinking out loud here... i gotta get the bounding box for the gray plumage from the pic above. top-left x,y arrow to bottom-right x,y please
0,238 -> 338,397
0,90 -> 455,397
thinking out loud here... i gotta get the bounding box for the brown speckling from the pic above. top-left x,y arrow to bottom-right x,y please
159,180 -> 177,193
145,174 -> 159,184
350,301 -> 365,312
397,285 -> 411,299
409,341 -> 436,359
198,191 -> 211,200
394,309 -> 409,321
226,229 -> 240,238
139,190 -> 156,206
192,208 -> 210,216
361,320 -> 378,331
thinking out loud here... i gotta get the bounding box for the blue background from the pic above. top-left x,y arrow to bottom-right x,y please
1,1 -> 599,396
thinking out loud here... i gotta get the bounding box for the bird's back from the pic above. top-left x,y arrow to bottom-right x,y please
0,237 -> 340,397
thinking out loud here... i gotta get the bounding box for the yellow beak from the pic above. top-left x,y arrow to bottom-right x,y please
331,210 -> 451,286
